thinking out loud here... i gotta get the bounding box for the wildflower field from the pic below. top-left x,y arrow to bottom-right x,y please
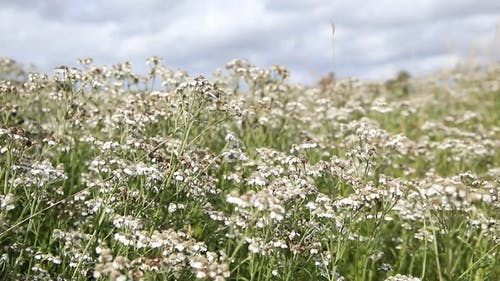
0,57 -> 498,281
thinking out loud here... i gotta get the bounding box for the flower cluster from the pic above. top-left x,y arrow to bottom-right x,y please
0,57 -> 498,280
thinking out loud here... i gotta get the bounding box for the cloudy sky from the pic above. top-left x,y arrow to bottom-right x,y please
1,0 -> 499,83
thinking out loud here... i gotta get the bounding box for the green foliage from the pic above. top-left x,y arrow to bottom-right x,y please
0,57 -> 498,280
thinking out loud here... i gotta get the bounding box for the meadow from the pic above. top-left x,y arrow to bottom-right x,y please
0,57 -> 498,280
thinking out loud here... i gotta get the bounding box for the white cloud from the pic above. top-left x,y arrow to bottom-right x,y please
0,0 -> 498,84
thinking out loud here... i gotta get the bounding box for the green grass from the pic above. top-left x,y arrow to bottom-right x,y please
0,57 -> 499,280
